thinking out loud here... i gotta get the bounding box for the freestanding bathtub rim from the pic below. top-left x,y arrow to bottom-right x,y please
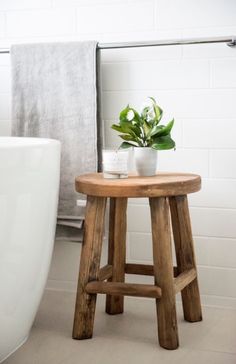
0,336 -> 28,363
0,137 -> 60,148
0,136 -> 61,362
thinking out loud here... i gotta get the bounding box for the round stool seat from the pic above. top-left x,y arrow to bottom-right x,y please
75,172 -> 201,198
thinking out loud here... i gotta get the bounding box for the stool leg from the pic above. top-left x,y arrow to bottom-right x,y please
169,195 -> 202,323
106,197 -> 127,315
149,197 -> 179,350
72,195 -> 107,339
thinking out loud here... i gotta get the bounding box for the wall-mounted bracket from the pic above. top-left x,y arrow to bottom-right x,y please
227,38 -> 236,47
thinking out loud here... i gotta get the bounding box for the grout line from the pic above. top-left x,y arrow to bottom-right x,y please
193,234 -> 236,240
193,233 -> 236,239
102,59 -> 209,65
197,264 -> 236,271
127,231 -> 236,240
149,23 -> 236,31
102,87 -> 221,92
127,231 -> 236,243
209,58 -> 213,88
3,12 -> 6,38
190,206 -> 236,211
190,205 -> 236,210
179,146 -> 236,150
128,202 -> 236,210
102,86 -> 236,92
126,232 -> 131,261
197,235 -> 236,242
102,87 -> 236,92
101,56 -> 236,64
153,0 -> 157,30
104,117 -> 236,122
207,148 -> 210,177
0,4 -> 55,13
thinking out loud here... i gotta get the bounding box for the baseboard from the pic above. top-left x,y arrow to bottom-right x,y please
46,279 -> 236,310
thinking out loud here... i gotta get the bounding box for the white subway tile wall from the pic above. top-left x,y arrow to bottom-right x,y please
102,89 -> 236,119
0,94 -> 11,121
157,0 -> 236,29
102,60 -> 210,90
210,150 -> 236,178
0,13 -> 5,38
76,2 -> 155,34
6,9 -> 77,37
183,119 -> 236,149
211,59 -> 236,88
0,0 -> 236,308
0,65 -> 10,93
189,178 -> 236,209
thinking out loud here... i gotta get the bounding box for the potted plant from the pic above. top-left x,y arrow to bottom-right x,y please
111,97 -> 176,176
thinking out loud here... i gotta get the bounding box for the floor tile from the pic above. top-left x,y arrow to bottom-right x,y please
3,290 -> 236,364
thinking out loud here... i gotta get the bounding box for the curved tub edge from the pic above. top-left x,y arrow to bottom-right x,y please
0,335 -> 29,363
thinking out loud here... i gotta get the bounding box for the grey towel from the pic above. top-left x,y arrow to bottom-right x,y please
11,41 -> 101,241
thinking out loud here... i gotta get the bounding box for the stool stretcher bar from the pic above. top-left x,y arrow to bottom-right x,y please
86,281 -> 162,299
98,264 -> 197,297
98,264 -> 113,281
174,268 -> 197,294
125,263 -> 178,277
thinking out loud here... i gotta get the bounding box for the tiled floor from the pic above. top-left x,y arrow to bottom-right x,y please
4,290 -> 236,364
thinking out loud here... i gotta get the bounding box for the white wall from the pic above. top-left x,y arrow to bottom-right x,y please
1,0 -> 236,308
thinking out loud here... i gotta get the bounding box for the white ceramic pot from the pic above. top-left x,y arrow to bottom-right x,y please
134,147 -> 158,176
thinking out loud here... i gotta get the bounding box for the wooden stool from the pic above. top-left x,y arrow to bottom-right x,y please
72,172 -> 202,350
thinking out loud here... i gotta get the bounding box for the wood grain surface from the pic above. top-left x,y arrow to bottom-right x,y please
106,197 -> 128,315
75,172 -> 201,197
170,195 -> 202,323
72,196 -> 107,340
149,197 -> 179,350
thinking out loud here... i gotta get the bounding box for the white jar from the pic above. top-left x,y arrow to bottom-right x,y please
102,149 -> 129,179
134,147 -> 158,176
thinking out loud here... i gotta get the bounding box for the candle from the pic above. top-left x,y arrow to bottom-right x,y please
102,149 -> 129,179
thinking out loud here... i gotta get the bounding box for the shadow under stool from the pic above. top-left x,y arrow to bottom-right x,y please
72,172 -> 203,350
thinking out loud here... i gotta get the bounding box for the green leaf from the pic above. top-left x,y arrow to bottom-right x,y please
143,120 -> 151,136
130,107 -> 142,123
112,123 -> 142,145
120,120 -> 142,137
151,135 -> 176,150
119,134 -> 139,145
112,123 -> 134,136
151,119 -> 174,137
119,121 -> 133,133
141,106 -> 150,120
111,124 -> 123,133
119,105 -> 141,124
148,125 -> 164,138
119,142 -> 134,149
149,97 -> 163,123
119,134 -> 134,141
119,105 -> 130,123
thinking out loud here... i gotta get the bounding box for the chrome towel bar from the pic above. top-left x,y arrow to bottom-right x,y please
0,36 -> 235,53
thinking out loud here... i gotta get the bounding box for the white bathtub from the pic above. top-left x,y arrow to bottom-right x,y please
0,137 -> 61,362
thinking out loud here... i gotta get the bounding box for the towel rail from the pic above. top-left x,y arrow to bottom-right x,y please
0,36 -> 235,53
98,36 -> 236,49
